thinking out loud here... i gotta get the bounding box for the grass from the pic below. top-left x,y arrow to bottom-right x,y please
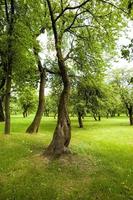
0,115 -> 133,200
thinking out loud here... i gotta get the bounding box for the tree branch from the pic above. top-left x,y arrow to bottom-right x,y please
46,0 -> 58,43
64,10 -> 87,32
55,0 -> 91,22
4,0 -> 9,22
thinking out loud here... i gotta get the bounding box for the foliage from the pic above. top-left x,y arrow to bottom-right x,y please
19,86 -> 38,116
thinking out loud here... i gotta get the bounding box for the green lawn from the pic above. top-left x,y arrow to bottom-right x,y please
0,116 -> 133,200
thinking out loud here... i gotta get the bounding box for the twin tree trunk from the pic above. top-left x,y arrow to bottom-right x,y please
26,59 -> 45,133
45,51 -> 71,156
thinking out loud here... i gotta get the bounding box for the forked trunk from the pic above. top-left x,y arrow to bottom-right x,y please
0,97 -> 5,122
26,69 -> 45,133
78,111 -> 83,128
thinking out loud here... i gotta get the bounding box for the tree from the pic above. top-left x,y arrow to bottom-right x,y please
3,0 -> 15,134
0,0 -> 47,134
110,68 -> 133,125
26,47 -> 46,133
43,0 -> 128,156
19,86 -> 37,118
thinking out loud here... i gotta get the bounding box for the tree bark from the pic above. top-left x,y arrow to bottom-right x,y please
45,82 -> 71,156
44,48 -> 71,156
78,111 -> 83,128
26,66 -> 45,133
45,0 -> 71,156
0,97 -> 5,122
4,0 -> 15,134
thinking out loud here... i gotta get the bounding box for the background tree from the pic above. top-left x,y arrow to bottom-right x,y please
19,86 -> 37,118
110,68 -> 133,125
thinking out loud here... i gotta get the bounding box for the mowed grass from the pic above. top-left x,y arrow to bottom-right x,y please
0,116 -> 133,200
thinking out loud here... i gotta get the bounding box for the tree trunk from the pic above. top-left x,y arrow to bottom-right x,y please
26,69 -> 45,133
45,84 -> 71,156
78,111 -> 83,128
45,50 -> 71,156
4,0 -> 15,134
23,110 -> 28,118
93,114 -> 97,121
98,115 -> 101,121
0,97 -> 5,122
4,67 -> 12,134
45,0 -> 71,156
128,107 -> 133,125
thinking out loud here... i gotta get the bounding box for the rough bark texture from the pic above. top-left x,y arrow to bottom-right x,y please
0,97 -> 5,122
78,111 -> 83,128
45,85 -> 71,156
44,45 -> 71,156
26,67 -> 45,133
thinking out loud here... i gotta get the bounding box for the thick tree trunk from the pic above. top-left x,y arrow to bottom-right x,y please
0,97 -> 5,122
26,69 -> 45,133
78,111 -> 83,128
45,51 -> 71,156
45,85 -> 71,156
45,0 -> 71,156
